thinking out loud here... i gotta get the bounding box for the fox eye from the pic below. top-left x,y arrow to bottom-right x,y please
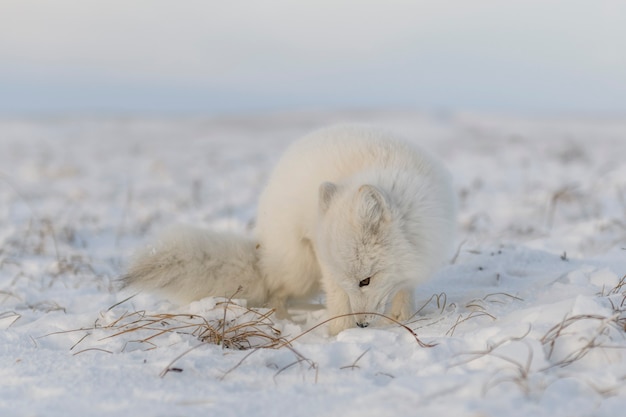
359,277 -> 371,287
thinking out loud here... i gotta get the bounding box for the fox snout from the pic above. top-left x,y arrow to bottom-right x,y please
350,297 -> 385,329
354,312 -> 377,329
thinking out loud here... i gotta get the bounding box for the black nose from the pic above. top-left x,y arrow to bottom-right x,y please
356,322 -> 369,328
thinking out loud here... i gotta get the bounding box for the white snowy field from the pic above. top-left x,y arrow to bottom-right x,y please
1,112 -> 625,417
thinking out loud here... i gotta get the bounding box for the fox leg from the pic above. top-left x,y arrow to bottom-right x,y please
267,291 -> 289,319
322,277 -> 353,335
389,289 -> 414,322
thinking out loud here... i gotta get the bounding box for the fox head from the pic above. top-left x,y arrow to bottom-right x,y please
315,181 -> 419,329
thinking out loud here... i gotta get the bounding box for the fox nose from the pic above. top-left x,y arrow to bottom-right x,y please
356,321 -> 369,328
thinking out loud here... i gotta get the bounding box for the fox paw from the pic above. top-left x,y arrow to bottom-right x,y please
390,290 -> 413,323
390,306 -> 411,322
328,316 -> 354,336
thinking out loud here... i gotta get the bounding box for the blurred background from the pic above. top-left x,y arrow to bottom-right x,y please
1,0 -> 625,117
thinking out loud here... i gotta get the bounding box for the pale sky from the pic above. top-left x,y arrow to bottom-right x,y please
1,0 -> 625,115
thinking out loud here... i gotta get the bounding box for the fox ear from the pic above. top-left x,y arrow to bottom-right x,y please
357,185 -> 391,232
319,182 -> 338,213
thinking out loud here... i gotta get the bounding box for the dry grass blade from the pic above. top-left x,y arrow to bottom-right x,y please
106,294 -> 137,312
340,348 -> 371,370
219,348 -> 263,381
608,274 -> 626,295
449,240 -> 467,265
446,311 -> 496,337
273,344 -> 319,383
72,348 -> 114,356
159,343 -> 207,378
27,300 -> 66,314
70,333 -> 91,351
0,290 -> 22,303
483,292 -> 524,303
450,326 -> 532,368
0,311 -> 22,328
279,311 -> 436,348
405,292 -> 449,324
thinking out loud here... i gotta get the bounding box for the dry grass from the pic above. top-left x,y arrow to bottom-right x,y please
445,274 -> 626,398
449,327 -> 535,396
101,305 -> 284,351
57,296 -> 287,355
539,313 -> 626,369
0,311 -> 22,328
537,275 -> 626,370
40,291 -> 434,378
407,290 -> 523,337
449,309 -> 626,398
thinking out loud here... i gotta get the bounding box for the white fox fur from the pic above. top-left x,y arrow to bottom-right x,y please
123,125 -> 456,335
123,227 -> 266,305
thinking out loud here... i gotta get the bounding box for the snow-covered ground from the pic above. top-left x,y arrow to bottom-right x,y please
1,112 -> 625,416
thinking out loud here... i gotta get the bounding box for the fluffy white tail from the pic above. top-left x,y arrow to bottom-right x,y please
121,225 -> 268,306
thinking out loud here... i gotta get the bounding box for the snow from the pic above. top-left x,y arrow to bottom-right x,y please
1,111 -> 625,416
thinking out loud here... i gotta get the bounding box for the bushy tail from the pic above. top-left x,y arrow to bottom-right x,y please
121,225 -> 268,306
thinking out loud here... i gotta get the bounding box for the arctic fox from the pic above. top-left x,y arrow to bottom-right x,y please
123,125 -> 456,335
